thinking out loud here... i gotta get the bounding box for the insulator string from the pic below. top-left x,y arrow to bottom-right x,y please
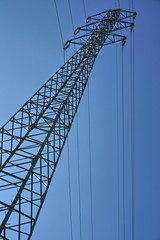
87,82 -> 94,240
67,138 -> 73,240
76,113 -> 82,240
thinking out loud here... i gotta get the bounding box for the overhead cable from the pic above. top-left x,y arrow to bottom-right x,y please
82,0 -> 87,20
67,139 -> 73,240
116,40 -> 120,240
121,45 -> 126,240
67,0 -> 75,31
87,82 -> 94,240
53,0 -> 65,62
76,114 -> 82,240
131,29 -> 135,240
67,0 -> 76,52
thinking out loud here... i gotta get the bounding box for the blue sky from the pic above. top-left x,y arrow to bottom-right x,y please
0,0 -> 160,239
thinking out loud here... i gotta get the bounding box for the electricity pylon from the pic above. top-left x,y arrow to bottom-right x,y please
0,9 -> 136,240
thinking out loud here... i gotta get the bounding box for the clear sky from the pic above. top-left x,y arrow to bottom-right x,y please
0,0 -> 160,240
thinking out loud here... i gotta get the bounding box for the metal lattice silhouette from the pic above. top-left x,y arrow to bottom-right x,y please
0,9 -> 136,240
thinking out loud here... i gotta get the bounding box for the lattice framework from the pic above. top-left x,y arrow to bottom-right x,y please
0,9 -> 136,240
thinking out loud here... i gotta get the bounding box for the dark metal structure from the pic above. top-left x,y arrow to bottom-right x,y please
0,9 -> 136,240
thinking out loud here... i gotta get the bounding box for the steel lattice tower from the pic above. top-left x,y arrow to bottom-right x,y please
0,9 -> 136,240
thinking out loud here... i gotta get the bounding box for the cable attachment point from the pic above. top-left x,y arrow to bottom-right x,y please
64,41 -> 70,50
130,23 -> 134,31
86,16 -> 91,23
74,27 -> 80,35
133,12 -> 137,19
122,36 -> 127,46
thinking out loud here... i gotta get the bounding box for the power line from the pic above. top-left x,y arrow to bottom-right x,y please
113,7 -> 120,239
128,0 -> 131,11
130,0 -> 135,236
65,0 -> 74,227
82,0 -> 87,20
67,0 -> 76,53
132,0 -> 134,11
0,9 -> 136,240
131,29 -> 135,240
115,0 -> 120,9
67,138 -> 73,240
115,0 -> 117,8
121,45 -> 126,240
71,3 -> 95,230
133,29 -> 135,240
115,41 -> 120,240
76,113 -> 82,240
67,0 -> 75,31
53,0 -> 65,62
53,2 -> 72,239
87,82 -> 94,240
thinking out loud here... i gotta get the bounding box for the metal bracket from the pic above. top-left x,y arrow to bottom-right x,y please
64,32 -> 127,49
64,9 -> 136,50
